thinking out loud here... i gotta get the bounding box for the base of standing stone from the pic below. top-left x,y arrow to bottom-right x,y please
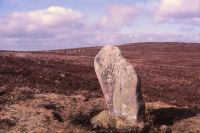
90,110 -> 149,132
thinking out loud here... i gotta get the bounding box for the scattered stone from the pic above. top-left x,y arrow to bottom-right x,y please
60,73 -> 65,78
94,45 -> 145,124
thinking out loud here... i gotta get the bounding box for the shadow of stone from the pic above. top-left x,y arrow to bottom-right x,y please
148,107 -> 199,126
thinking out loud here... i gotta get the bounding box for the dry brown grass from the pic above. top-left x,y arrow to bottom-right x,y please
0,42 -> 200,132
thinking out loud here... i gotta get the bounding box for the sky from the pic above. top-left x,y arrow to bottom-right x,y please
0,0 -> 199,50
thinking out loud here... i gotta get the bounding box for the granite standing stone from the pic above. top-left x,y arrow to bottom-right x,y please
94,45 -> 145,124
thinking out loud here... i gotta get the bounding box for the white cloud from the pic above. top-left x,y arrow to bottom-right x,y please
0,6 -> 85,38
155,0 -> 200,24
0,6 -> 94,50
0,5 -> 147,50
97,4 -> 144,28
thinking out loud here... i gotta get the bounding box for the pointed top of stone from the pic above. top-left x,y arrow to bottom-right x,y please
96,45 -> 122,57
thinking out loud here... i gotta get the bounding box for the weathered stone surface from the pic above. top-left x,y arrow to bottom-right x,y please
94,45 -> 145,124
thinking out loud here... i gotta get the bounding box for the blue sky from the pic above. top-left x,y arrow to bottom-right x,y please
0,0 -> 199,50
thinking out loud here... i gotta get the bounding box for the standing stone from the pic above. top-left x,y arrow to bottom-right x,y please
94,45 -> 145,124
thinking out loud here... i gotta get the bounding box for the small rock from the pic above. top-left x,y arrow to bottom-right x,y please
60,73 -> 65,78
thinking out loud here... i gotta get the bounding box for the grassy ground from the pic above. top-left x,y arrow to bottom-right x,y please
0,42 -> 200,132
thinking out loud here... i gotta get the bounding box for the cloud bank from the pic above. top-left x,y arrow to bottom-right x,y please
98,4 -> 143,28
155,0 -> 200,24
0,2 -> 199,50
